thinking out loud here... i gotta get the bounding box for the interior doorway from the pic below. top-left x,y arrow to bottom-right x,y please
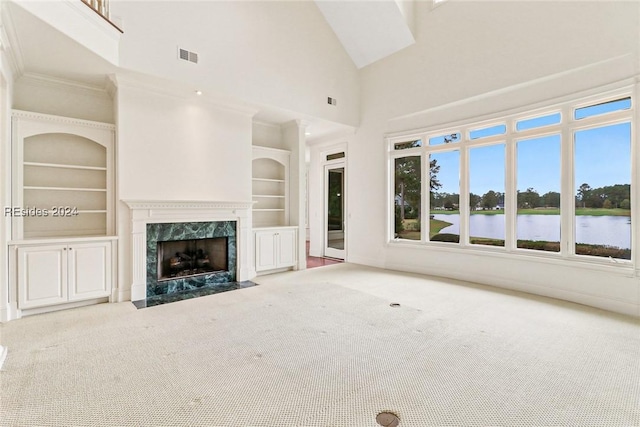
324,160 -> 345,259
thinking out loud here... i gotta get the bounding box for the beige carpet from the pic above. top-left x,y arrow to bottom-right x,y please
1,263 -> 639,426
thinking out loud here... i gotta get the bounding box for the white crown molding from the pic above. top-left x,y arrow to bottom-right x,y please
123,200 -> 255,211
17,72 -> 110,98
12,109 -> 115,130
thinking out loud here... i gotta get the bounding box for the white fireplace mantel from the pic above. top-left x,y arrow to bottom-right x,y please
123,200 -> 255,301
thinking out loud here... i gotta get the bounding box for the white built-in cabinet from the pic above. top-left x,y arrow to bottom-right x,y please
17,241 -> 112,309
252,146 -> 297,273
254,227 -> 297,272
9,111 -> 116,315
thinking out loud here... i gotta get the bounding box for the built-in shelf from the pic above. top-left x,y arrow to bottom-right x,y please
252,146 -> 290,228
23,162 -> 107,171
24,186 -> 107,192
12,110 -> 115,240
252,178 -> 285,183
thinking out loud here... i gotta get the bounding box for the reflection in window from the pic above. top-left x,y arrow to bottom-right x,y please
469,144 -> 505,246
574,122 -> 631,259
429,132 -> 461,146
429,151 -> 460,243
394,156 -> 421,240
575,97 -> 631,120
394,140 -> 422,150
516,135 -> 561,252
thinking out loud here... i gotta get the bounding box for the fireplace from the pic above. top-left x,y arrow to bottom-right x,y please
124,200 -> 254,302
146,220 -> 237,297
157,237 -> 228,281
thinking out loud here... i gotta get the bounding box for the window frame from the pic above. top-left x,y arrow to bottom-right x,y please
387,86 -> 635,268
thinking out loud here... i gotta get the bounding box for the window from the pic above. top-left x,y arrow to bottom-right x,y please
574,122 -> 631,259
516,135 -> 561,252
469,144 -> 505,247
389,89 -> 633,263
394,156 -> 421,240
469,124 -> 506,140
430,150 -> 460,243
516,113 -> 561,131
574,97 -> 631,120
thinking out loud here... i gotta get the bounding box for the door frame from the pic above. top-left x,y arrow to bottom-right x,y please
323,156 -> 346,259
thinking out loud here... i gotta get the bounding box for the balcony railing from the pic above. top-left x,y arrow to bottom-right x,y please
82,0 -> 122,33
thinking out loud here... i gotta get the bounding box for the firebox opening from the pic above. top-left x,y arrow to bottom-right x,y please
157,237 -> 228,282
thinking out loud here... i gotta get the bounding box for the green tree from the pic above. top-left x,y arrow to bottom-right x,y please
620,199 -> 631,210
577,183 -> 591,208
469,193 -> 481,210
482,190 -> 499,209
518,187 -> 541,208
541,191 -> 560,208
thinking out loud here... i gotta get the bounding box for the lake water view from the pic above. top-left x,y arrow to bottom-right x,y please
433,214 -> 631,249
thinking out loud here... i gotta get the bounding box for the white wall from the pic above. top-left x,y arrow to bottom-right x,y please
13,75 -> 114,123
111,0 -> 359,127
252,122 -> 284,150
348,1 -> 640,316
115,80 -> 254,300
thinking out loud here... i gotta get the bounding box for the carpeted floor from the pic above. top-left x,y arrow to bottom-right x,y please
1,263 -> 639,426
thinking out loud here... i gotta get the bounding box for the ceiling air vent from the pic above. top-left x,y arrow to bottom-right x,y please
178,47 -> 198,64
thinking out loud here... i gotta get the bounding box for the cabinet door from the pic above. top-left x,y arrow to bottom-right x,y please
18,245 -> 67,309
68,242 -> 111,301
277,229 -> 297,268
255,231 -> 277,272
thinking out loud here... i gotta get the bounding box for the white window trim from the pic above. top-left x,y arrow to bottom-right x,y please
387,83 -> 635,269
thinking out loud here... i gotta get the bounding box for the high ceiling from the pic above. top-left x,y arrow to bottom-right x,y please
314,0 -> 416,69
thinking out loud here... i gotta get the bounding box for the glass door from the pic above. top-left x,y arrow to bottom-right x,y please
324,163 -> 345,259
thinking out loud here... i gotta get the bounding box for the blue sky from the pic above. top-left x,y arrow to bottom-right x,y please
430,121 -> 630,196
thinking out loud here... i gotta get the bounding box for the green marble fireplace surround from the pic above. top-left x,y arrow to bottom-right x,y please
146,221 -> 237,297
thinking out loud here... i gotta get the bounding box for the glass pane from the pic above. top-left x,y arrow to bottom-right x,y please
394,139 -> 422,150
574,122 -> 631,259
575,97 -> 631,120
429,132 -> 461,146
394,156 -> 421,240
469,124 -> 506,140
516,113 -> 561,131
469,144 -> 505,246
516,135 -> 561,252
326,152 -> 345,161
327,168 -> 344,250
429,150 -> 460,243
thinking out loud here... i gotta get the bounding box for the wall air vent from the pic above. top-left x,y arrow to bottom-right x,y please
178,48 -> 198,64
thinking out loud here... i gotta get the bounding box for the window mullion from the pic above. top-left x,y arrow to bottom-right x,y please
505,135 -> 517,251
459,139 -> 470,246
422,149 -> 429,243
561,106 -> 575,257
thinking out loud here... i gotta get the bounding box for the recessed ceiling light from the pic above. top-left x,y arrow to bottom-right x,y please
195,90 -> 202,95
305,132 -> 311,136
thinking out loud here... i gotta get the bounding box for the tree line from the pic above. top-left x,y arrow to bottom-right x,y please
396,155 -> 631,219
430,184 -> 630,210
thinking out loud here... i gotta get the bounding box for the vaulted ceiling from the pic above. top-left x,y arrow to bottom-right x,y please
314,0 -> 416,68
